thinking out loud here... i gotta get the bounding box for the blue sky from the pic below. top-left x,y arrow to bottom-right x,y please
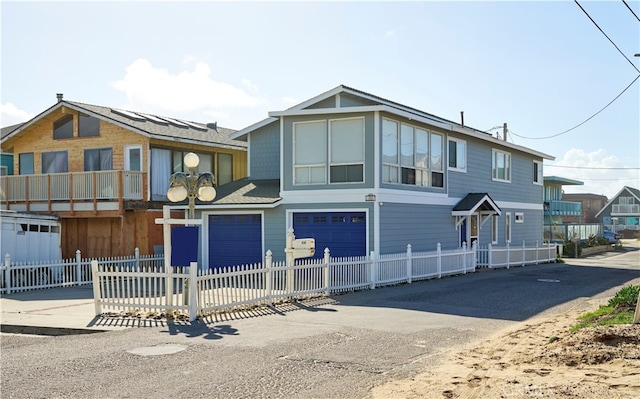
1,0 -> 638,198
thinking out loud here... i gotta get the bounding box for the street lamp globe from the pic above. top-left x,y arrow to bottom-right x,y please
183,152 -> 200,169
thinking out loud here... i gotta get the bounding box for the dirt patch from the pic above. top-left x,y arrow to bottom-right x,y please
371,308 -> 640,399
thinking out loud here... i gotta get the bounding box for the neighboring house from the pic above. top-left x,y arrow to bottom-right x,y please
561,193 -> 608,224
194,85 -> 554,268
0,94 -> 248,258
596,186 -> 640,237
543,176 -> 583,225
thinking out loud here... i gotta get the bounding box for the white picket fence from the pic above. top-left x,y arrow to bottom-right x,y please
0,249 -> 163,295
476,241 -> 558,269
92,242 -> 516,321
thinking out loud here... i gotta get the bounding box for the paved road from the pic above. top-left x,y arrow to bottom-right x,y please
2,245 -> 639,399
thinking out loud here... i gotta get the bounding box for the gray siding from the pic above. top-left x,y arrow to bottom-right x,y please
249,122 -> 280,179
379,203 -> 458,253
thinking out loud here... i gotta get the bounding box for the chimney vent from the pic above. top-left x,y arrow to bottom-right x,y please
56,93 -> 63,102
207,122 -> 218,131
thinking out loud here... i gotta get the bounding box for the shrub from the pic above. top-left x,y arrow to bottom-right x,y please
562,242 -> 581,258
608,285 -> 640,308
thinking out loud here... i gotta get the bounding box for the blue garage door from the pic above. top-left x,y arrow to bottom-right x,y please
293,212 -> 366,258
208,214 -> 262,268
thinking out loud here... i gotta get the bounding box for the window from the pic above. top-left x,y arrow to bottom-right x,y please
382,118 -> 443,188
294,120 -> 327,184
329,118 -> 364,183
448,138 -> 466,171
53,114 -> 74,139
492,215 -> 498,244
78,113 -> 100,137
42,151 -> 68,173
173,151 -> 213,174
515,212 -> 524,223
84,148 -> 113,171
492,149 -> 511,182
505,212 -> 512,243
533,160 -> 543,185
217,153 -> 233,186
19,153 -> 34,175
125,145 -> 142,171
0,166 -> 6,176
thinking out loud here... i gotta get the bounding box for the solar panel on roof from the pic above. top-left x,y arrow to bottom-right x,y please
178,119 -> 208,131
136,112 -> 169,125
111,108 -> 145,121
158,117 -> 189,128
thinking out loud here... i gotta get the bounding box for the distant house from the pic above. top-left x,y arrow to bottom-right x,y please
0,94 -> 248,258
543,176 -> 583,225
192,85 -> 555,268
596,186 -> 640,237
561,193 -> 608,224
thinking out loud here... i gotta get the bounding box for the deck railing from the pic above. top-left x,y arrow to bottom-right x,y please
0,171 -> 144,209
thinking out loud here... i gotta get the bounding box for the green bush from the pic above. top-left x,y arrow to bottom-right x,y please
562,242 -> 581,258
608,285 -> 640,308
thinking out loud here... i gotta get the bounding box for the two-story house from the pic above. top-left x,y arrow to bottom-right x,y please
596,186 -> 640,237
0,94 -> 248,259
191,85 -> 554,268
561,192 -> 608,224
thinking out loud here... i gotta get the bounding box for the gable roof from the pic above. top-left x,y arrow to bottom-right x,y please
452,193 -> 501,216
231,84 -> 554,161
1,100 -> 247,151
595,186 -> 640,218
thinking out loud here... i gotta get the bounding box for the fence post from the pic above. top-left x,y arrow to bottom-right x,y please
369,251 -> 376,290
535,240 -> 539,265
188,261 -> 198,322
265,250 -> 272,306
324,248 -> 330,296
462,242 -> 467,274
437,243 -> 442,278
522,240 -> 526,267
406,244 -> 412,284
75,250 -> 82,285
488,243 -> 492,269
134,247 -> 140,270
472,241 -> 477,271
4,253 -> 11,295
506,241 -> 511,269
91,260 -> 101,316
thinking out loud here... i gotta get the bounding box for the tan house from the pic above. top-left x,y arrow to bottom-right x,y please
0,94 -> 247,258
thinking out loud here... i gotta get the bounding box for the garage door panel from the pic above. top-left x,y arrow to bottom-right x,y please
293,212 -> 366,258
208,214 -> 262,268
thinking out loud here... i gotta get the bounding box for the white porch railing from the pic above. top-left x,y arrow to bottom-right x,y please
0,171 -> 144,203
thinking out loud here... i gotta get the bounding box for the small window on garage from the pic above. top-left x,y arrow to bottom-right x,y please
332,216 -> 346,223
351,215 -> 365,223
295,215 -> 309,224
314,215 -> 327,223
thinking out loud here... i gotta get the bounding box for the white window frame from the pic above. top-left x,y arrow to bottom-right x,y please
515,212 -> 524,223
533,160 -> 543,185
125,145 -> 143,171
329,117 -> 365,184
492,149 -> 511,182
491,214 -> 498,244
448,138 -> 466,172
293,120 -> 327,185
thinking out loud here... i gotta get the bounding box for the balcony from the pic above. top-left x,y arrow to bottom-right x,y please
0,171 -> 145,214
545,200 -> 582,216
612,204 -> 640,215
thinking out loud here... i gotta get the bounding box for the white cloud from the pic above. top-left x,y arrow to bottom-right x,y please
0,103 -> 34,128
111,58 -> 263,119
549,148 -> 639,199
384,30 -> 396,39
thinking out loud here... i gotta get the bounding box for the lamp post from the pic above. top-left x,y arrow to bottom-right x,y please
167,152 -> 216,220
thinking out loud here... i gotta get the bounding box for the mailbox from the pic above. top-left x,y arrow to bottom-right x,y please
292,238 -> 315,250
291,248 -> 315,259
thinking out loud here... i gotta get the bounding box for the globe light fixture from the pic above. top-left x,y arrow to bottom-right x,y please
167,152 -> 216,219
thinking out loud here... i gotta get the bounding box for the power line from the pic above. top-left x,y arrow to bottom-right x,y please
546,165 -> 640,170
622,0 -> 640,22
506,74 -> 640,140
574,0 -> 640,73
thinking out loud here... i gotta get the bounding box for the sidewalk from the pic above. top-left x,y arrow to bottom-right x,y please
0,285 -> 121,335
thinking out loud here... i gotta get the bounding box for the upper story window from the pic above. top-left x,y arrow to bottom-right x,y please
448,138 -> 466,172
533,160 -> 543,185
53,114 -> 74,140
217,153 -> 233,186
383,118 -> 443,188
79,113 -> 100,137
19,153 -> 34,175
42,151 -> 68,173
492,149 -> 511,182
293,117 -> 364,185
84,148 -> 113,171
173,150 -> 213,175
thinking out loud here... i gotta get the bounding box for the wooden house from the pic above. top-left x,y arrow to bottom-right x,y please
0,94 -> 247,258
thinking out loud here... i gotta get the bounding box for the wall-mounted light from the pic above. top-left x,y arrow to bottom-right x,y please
365,193 -> 376,202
